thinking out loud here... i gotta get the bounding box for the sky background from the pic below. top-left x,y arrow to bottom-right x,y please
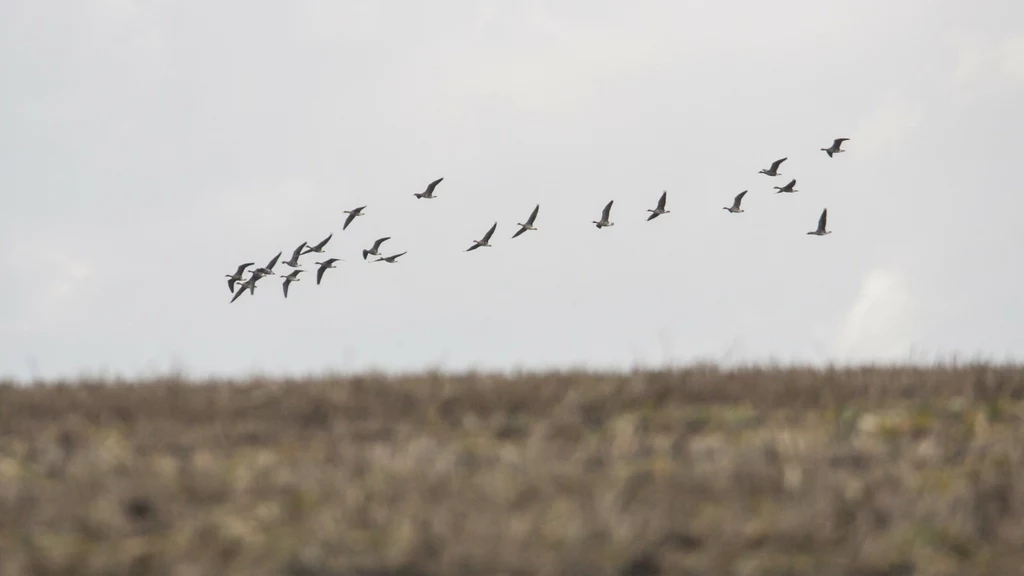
1,0 -> 1022,381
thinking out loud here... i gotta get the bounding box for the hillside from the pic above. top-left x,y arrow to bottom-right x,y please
2,365 -> 1024,575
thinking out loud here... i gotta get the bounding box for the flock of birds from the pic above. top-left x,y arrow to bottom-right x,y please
224,137 -> 851,303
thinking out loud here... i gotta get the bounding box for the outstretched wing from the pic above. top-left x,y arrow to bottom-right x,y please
657,191 -> 667,211
234,262 -> 255,276
231,285 -> 247,303
771,157 -> 788,171
526,204 -> 539,225
833,138 -> 849,147
265,251 -> 282,270
602,200 -> 614,221
343,212 -> 356,230
290,242 -> 307,260
316,265 -> 326,285
282,279 -> 291,298
481,222 -> 497,243
425,177 -> 444,195
466,243 -> 480,252
818,208 -> 828,231
512,226 -> 527,239
734,190 -> 748,209
372,236 -> 390,251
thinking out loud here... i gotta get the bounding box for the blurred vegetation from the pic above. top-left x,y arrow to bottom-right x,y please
2,364 -> 1024,575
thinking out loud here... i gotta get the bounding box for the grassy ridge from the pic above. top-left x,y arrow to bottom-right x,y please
2,365 -> 1024,575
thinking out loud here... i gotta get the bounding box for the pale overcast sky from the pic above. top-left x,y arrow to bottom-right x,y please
1,1 -> 1022,381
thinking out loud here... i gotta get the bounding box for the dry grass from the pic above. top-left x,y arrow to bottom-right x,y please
3,364 -> 1024,575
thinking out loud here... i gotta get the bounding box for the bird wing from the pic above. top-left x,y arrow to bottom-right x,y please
234,262 -> 255,276
657,191 -> 667,210
818,209 -> 828,231
426,177 -> 444,195
602,200 -> 614,220
481,222 -> 497,243
734,190 -> 748,208
526,204 -> 539,225
647,212 -> 658,221
316,265 -> 327,285
372,237 -> 390,251
228,278 -> 236,292
231,285 -> 247,303
512,226 -> 526,239
291,242 -> 307,260
317,233 -> 333,249
466,243 -> 480,252
282,279 -> 290,298
391,252 -> 407,261
343,212 -> 356,230
771,157 -> 787,171
786,178 -> 796,189
265,252 -> 282,270
834,138 -> 849,147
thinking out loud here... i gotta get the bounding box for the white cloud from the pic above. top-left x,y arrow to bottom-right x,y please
1000,36 -> 1024,83
849,91 -> 925,160
835,269 -> 916,362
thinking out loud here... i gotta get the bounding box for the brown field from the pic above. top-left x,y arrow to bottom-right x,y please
2,365 -> 1024,576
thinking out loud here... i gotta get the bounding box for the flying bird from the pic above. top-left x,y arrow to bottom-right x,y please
230,274 -> 262,303
512,204 -> 540,239
759,157 -> 787,177
281,269 -> 303,298
466,222 -> 498,252
415,177 -> 443,199
821,138 -> 850,158
723,190 -> 748,213
301,233 -> 333,255
225,262 -> 255,293
253,252 -> 282,277
807,208 -> 831,236
374,251 -> 407,263
362,237 -> 391,260
646,191 -> 670,221
593,200 -> 615,229
342,206 -> 366,231
282,242 -> 307,268
315,258 -> 343,285
774,179 -> 798,194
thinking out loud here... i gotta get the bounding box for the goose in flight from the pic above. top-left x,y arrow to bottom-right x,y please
253,252 -> 282,277
723,190 -> 748,213
315,257 -> 343,285
415,177 -> 444,199
374,251 -> 407,263
362,237 -> 391,260
593,200 -> 615,229
774,179 -> 798,194
807,208 -> 831,236
230,274 -> 262,303
759,157 -> 787,177
225,262 -> 255,293
301,233 -> 333,255
466,222 -> 498,252
821,138 -> 849,158
282,242 -> 307,268
342,206 -> 366,231
512,204 -> 540,238
281,269 -> 304,298
646,191 -> 670,221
